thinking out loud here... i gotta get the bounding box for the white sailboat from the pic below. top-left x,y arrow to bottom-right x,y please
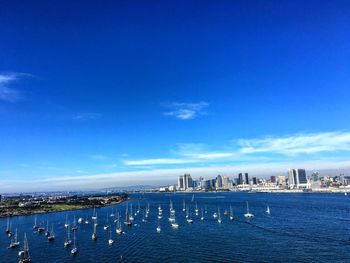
92,223 -> 97,240
266,205 -> 270,215
5,217 -> 10,234
64,214 -> 69,228
45,220 -> 50,237
201,209 -> 204,221
8,228 -> 20,248
116,215 -> 124,234
195,202 -> 199,215
186,207 -> 193,224
71,230 -> 78,255
171,212 -> 179,229
108,226 -> 114,245
33,215 -> 38,230
129,204 -> 134,221
92,207 -> 97,220
217,208 -> 222,224
64,225 -> 72,247
124,207 -> 132,226
182,199 -> 186,212
229,205 -> 234,221
104,213 -> 109,230
244,201 -> 254,218
71,215 -> 78,231
47,224 -> 55,241
18,233 -> 30,263
156,218 -> 161,233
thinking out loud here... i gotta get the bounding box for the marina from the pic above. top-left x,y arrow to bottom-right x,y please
0,192 -> 349,262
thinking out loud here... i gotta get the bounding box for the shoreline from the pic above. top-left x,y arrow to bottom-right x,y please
0,198 -> 129,219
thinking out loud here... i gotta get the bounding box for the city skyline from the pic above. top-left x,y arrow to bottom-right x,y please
1,0 -> 350,192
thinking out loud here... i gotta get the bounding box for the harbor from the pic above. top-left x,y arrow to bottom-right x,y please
1,192 -> 349,262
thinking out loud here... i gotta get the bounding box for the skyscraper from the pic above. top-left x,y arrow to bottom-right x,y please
288,169 -> 308,189
238,173 -> 243,185
178,175 -> 184,190
216,175 -> 223,189
244,173 -> 249,185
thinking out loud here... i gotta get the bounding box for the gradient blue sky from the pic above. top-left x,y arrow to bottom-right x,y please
1,0 -> 350,191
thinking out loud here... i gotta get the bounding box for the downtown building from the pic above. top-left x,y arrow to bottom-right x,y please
178,174 -> 193,191
288,169 -> 310,189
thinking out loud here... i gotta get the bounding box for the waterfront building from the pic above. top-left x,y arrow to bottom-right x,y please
270,176 -> 276,183
238,173 -> 243,185
252,177 -> 257,185
216,175 -> 223,189
288,169 -> 309,189
178,176 -> 184,190
245,173 -> 249,185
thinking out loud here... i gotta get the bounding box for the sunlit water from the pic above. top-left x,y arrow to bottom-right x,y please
1,192 -> 349,262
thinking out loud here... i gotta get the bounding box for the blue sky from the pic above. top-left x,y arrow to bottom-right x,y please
1,0 -> 350,191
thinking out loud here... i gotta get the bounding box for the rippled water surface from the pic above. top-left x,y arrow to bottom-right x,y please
1,192 -> 349,262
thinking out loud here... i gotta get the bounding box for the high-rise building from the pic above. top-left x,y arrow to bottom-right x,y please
270,176 -> 276,183
244,173 -> 249,185
252,177 -> 257,185
288,169 -> 309,189
222,176 -> 229,189
178,174 -> 193,190
238,173 -> 243,185
216,175 -> 223,189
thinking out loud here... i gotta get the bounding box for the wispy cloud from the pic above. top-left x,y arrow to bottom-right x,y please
3,159 -> 350,192
89,154 -> 107,160
73,113 -> 101,120
0,72 -> 32,102
237,131 -> 350,156
163,101 -> 209,120
124,131 -> 350,166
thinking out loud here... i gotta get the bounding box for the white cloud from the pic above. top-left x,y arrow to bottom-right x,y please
124,158 -> 197,166
237,131 -> 350,156
3,159 -> 350,192
163,101 -> 209,120
0,73 -> 24,102
89,154 -> 107,160
73,113 -> 101,120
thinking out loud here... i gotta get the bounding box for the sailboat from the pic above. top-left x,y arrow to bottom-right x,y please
142,210 -> 147,223
224,210 -> 228,216
64,214 -> 69,228
71,230 -> 78,255
78,217 -> 83,223
186,207 -> 193,224
191,194 -> 194,202
8,228 -> 20,248
110,208 -> 115,217
169,200 -> 175,214
64,225 -> 72,247
116,214 -> 124,234
33,216 -> 38,230
45,221 -> 50,237
229,205 -> 234,221
71,216 -> 78,231
156,217 -> 161,233
182,200 -> 186,212
266,205 -> 270,215
92,223 -> 97,240
124,207 -> 132,226
217,208 -> 222,224
158,204 -> 163,213
137,201 -> 141,214
195,202 -> 199,215
18,233 -> 30,263
171,212 -> 179,229
129,204 -> 134,221
47,224 -> 55,241
37,222 -> 44,233
5,217 -> 10,234
213,211 -> 218,219
7,220 -> 12,237
91,207 -> 97,220
200,209 -> 204,221
108,226 -> 114,245
104,213 -> 109,230
244,201 -> 254,218
345,192 -> 348,196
